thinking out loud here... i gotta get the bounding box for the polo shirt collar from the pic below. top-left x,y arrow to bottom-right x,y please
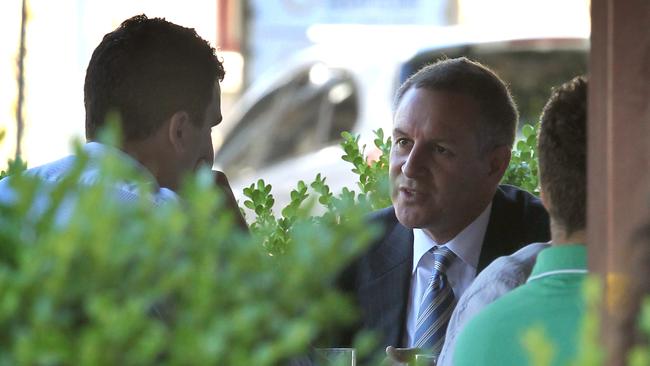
83,142 -> 158,184
528,244 -> 587,282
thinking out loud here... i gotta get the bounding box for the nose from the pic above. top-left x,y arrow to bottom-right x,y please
401,144 -> 426,178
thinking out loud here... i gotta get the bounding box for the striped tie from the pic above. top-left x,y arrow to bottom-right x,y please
414,246 -> 456,355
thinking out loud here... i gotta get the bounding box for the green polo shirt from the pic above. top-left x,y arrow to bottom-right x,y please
453,244 -> 587,366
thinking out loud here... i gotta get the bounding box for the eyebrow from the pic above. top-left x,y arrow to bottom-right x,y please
392,127 -> 456,145
393,128 -> 408,136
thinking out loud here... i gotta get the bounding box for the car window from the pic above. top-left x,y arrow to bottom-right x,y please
216,64 -> 358,175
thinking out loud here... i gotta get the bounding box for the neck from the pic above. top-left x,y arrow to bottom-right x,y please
423,199 -> 491,244
550,219 -> 585,245
121,139 -> 167,189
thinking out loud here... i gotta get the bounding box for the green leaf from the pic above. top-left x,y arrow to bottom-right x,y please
522,124 -> 535,138
517,140 -> 527,151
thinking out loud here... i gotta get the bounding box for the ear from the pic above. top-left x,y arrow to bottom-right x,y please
168,111 -> 191,153
487,145 -> 511,182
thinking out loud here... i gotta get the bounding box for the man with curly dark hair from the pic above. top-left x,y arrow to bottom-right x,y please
0,15 -> 245,228
451,76 -> 588,366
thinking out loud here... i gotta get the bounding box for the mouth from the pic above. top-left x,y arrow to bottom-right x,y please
398,186 -> 426,200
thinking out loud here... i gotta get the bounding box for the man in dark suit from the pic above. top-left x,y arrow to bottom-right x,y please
337,57 -> 550,361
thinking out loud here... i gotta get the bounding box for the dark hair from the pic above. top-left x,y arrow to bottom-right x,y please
84,14 -> 225,141
537,76 -> 587,235
395,57 -> 518,151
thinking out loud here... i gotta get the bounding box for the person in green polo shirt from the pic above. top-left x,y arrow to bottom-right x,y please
452,76 -> 588,366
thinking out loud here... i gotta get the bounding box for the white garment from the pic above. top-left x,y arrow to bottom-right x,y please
404,203 -> 492,347
0,142 -> 178,223
436,241 -> 550,366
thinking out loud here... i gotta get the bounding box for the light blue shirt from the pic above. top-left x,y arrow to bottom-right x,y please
404,203 -> 492,347
0,142 -> 178,224
436,241 -> 551,366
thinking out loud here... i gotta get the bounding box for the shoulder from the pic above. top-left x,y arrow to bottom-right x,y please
458,242 -> 550,312
490,184 -> 550,240
449,242 -> 549,328
0,176 -> 16,204
367,205 -> 398,225
364,206 -> 406,250
337,206 -> 408,286
493,185 -> 547,218
494,184 -> 543,207
0,156 -> 75,203
24,155 -> 79,183
453,281 -> 536,366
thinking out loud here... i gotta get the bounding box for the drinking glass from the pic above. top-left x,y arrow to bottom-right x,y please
414,354 -> 437,366
313,347 -> 356,366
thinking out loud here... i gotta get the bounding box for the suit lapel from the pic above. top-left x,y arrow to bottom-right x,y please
478,189 -> 507,272
359,221 -> 413,347
479,186 -> 534,272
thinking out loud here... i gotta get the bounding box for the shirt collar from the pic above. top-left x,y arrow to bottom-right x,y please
82,142 -> 178,202
528,244 -> 587,280
412,202 -> 492,273
83,142 -> 159,185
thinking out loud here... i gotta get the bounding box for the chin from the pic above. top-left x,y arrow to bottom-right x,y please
394,206 -> 428,229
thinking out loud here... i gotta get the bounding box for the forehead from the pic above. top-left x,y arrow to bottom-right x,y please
393,88 -> 481,136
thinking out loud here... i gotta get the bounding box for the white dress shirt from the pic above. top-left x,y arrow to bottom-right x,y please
403,203 -> 492,347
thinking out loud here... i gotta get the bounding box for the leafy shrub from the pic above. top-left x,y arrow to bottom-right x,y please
503,124 -> 540,195
0,123 -> 567,365
0,135 -> 376,365
243,129 -> 391,255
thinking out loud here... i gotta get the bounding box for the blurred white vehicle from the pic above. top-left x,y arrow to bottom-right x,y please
214,25 -> 588,208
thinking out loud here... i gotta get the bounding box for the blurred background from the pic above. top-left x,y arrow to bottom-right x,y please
0,0 -> 590,202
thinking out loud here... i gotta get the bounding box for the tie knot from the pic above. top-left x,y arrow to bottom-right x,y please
430,246 -> 455,274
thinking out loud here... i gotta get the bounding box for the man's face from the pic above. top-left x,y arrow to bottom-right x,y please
390,87 -> 497,242
177,82 -> 222,177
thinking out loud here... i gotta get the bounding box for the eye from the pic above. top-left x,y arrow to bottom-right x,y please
434,144 -> 450,154
395,138 -> 412,148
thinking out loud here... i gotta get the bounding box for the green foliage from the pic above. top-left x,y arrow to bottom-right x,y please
243,129 -> 391,255
0,138 -> 375,365
0,157 -> 28,180
522,326 -> 555,366
340,129 -> 392,211
628,297 -> 650,366
502,123 -> 540,195
0,129 -> 27,180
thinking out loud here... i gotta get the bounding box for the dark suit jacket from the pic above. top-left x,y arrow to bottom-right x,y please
337,184 -> 550,349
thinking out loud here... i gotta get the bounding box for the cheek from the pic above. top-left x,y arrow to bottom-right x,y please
450,164 -> 484,192
203,133 -> 214,152
389,150 -> 402,175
